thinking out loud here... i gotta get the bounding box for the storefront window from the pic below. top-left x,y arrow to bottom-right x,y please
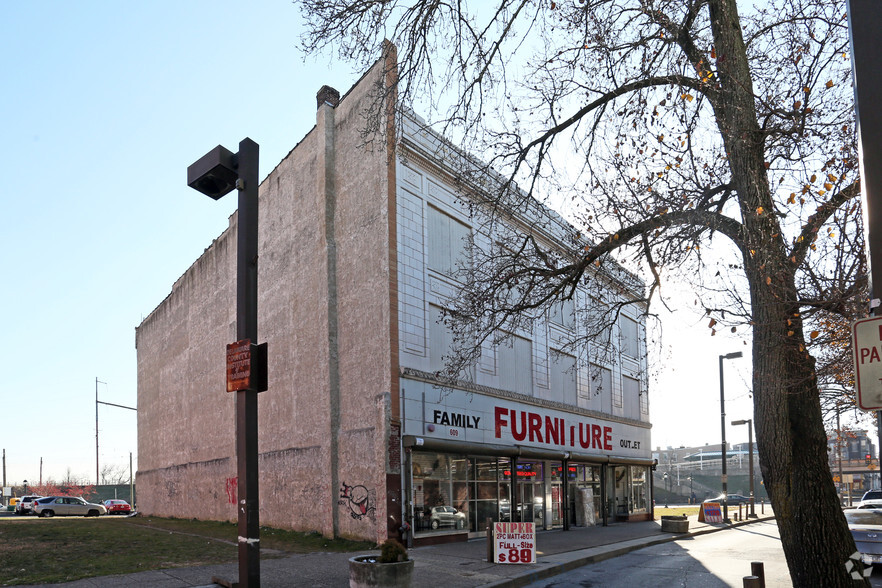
631,466 -> 648,513
413,453 -> 466,532
412,452 -> 512,535
568,464 -> 601,526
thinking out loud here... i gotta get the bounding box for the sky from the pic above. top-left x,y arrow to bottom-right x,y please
0,2 -> 855,488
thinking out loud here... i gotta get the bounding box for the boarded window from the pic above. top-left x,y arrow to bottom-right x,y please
428,206 -> 470,277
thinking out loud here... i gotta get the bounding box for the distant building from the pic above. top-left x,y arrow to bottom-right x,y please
136,47 -> 652,546
827,429 -> 876,464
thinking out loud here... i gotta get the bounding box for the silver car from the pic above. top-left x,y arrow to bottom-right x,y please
429,506 -> 466,530
845,508 -> 882,565
34,496 -> 107,517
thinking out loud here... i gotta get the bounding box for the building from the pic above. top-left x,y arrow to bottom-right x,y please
827,428 -> 878,495
135,47 -> 653,546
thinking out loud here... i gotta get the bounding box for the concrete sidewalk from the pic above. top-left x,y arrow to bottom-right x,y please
20,509 -> 775,588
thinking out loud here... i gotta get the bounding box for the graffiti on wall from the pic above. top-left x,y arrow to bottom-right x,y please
339,482 -> 376,520
225,477 -> 238,505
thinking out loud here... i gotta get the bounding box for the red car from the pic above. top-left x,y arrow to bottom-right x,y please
102,499 -> 132,515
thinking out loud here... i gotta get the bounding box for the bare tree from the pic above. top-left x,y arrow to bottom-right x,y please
300,0 -> 864,583
100,463 -> 130,486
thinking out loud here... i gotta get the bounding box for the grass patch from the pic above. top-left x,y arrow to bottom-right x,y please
654,506 -> 700,519
0,516 -> 374,585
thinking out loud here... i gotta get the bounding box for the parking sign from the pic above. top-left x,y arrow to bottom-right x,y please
852,316 -> 882,410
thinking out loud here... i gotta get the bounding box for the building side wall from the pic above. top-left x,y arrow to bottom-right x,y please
136,219 -> 238,521
326,56 -> 396,543
136,57 -> 394,542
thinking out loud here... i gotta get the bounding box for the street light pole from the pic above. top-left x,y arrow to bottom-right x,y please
732,418 -> 757,518
719,351 -> 743,524
188,138 -> 266,588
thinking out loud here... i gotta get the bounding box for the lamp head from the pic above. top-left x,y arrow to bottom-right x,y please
721,351 -> 743,360
187,145 -> 238,199
731,419 -> 749,426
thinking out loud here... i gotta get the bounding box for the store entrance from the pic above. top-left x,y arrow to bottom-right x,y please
515,461 -> 544,526
517,479 -> 544,526
613,466 -> 629,519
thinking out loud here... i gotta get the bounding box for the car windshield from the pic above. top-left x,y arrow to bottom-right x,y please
864,492 -> 882,501
846,510 -> 882,526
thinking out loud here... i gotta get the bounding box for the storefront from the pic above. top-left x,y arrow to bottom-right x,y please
401,379 -> 653,545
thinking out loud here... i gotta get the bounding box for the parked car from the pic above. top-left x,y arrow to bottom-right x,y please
702,493 -> 751,506
429,506 -> 467,530
102,499 -> 132,515
14,495 -> 42,515
34,496 -> 106,517
845,508 -> 882,565
857,502 -> 882,510
858,490 -> 882,507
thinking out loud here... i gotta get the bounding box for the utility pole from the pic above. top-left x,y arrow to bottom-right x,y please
96,377 -> 105,486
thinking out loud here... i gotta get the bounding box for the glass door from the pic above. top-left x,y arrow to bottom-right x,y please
614,466 -> 629,519
516,461 -> 544,526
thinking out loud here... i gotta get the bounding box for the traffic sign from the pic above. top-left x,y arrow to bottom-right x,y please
852,316 -> 882,410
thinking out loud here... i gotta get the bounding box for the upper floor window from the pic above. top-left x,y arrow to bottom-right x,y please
589,363 -> 613,404
549,298 -> 575,330
620,316 -> 639,358
428,205 -> 470,277
549,350 -> 577,405
498,333 -> 532,396
429,304 -> 473,379
623,375 -> 646,414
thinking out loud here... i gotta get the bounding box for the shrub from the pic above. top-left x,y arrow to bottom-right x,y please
378,539 -> 408,563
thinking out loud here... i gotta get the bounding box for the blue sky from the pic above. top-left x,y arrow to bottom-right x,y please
1,2 -> 773,488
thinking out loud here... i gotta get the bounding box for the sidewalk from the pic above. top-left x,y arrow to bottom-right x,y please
20,509 -> 775,588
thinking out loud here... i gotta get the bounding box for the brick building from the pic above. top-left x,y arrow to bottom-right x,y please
135,47 -> 653,546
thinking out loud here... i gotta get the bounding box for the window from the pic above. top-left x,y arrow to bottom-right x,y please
549,298 -> 575,330
623,375 -> 641,413
549,350 -> 577,405
630,466 -> 648,512
498,334 -> 532,396
428,205 -> 470,276
620,316 -> 639,358
589,363 -> 613,403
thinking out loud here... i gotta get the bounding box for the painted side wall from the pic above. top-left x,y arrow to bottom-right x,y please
136,55 -> 395,543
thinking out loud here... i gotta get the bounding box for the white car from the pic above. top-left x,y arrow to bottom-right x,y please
34,496 -> 107,517
14,495 -> 42,515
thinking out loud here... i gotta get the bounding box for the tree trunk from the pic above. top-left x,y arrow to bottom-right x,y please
708,1 -> 865,583
750,270 -> 865,586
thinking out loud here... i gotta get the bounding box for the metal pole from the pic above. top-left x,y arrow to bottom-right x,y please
236,137 -> 260,588
96,378 -> 101,486
748,420 -> 756,518
130,452 -> 134,508
837,409 -> 844,505
719,355 -> 730,524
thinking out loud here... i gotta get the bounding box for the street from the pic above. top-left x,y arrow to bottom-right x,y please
523,520 -> 881,587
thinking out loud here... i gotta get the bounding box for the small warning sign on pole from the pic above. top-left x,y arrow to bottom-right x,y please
493,522 -> 536,564
226,339 -> 268,393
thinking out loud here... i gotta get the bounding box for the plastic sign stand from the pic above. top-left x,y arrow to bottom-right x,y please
699,502 -> 723,523
493,522 -> 536,564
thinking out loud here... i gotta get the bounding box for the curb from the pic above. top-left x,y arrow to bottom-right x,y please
483,515 -> 776,588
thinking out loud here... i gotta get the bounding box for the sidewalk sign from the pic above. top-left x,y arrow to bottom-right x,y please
699,502 -> 723,523
493,522 -> 536,564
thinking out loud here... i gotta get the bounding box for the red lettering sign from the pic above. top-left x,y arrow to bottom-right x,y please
226,339 -> 252,392
494,407 -> 621,453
